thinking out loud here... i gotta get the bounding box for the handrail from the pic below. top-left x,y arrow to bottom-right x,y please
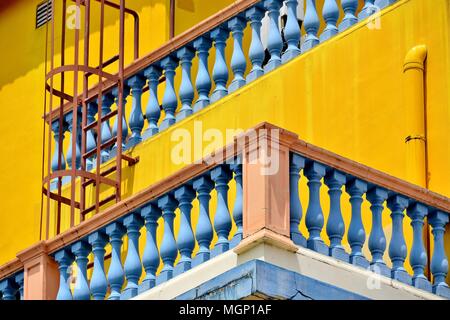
44,0 -> 261,122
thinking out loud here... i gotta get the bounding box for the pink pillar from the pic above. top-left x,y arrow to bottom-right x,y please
17,241 -> 59,300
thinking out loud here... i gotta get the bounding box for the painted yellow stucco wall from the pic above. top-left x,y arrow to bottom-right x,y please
0,0 -> 234,265
0,0 -> 448,286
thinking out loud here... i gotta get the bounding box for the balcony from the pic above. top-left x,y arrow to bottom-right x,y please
0,0 -> 449,300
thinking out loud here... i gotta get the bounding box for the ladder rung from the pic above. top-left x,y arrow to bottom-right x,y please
121,154 -> 140,166
82,136 -> 117,159
81,194 -> 116,217
83,109 -> 118,131
81,166 -> 117,188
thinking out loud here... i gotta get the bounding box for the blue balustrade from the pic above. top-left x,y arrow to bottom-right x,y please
192,175 -> 215,266
98,94 -> 114,162
142,65 -> 162,139
211,165 -> 233,256
375,0 -> 396,9
176,47 -> 195,121
339,0 -> 358,32
174,185 -> 196,275
282,0 -> 301,62
324,169 -> 348,262
0,278 -> 19,300
88,231 -> 108,300
228,15 -> 247,93
86,101 -> 98,170
366,187 -> 390,276
210,26 -> 230,103
105,222 -> 126,300
346,179 -> 369,268
264,0 -> 284,72
193,36 -> 212,112
14,273 -> 24,300
111,86 -> 130,153
157,194 -> 178,283
140,203 -> 161,292
71,241 -> 91,300
122,213 -> 144,299
246,5 -> 265,82
55,249 -> 74,300
51,120 -> 67,172
304,161 -> 328,255
160,56 -> 179,131
65,109 -> 82,170
429,211 -> 450,298
359,0 -> 378,20
320,0 -> 340,42
387,195 -> 411,284
407,203 -> 432,292
302,0 -> 320,52
230,163 -> 243,248
127,75 -> 146,148
289,153 -> 307,247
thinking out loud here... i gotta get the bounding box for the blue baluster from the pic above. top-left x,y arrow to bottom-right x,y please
429,210 -> 450,298
304,161 -> 328,255
302,0 -> 320,52
289,154 -> 307,247
264,0 -> 284,72
374,0 -> 395,9
65,109 -> 82,170
160,56 -> 179,131
387,195 -> 411,284
228,16 -> 247,93
142,65 -> 162,139
88,231 -> 108,300
211,165 -> 233,256
193,36 -> 212,112
359,0 -> 378,20
105,222 -> 126,300
176,47 -> 195,121
407,203 -> 432,292
192,175 -> 214,266
139,203 -> 161,292
126,75 -> 146,148
86,101 -> 98,171
51,120 -> 67,172
122,213 -> 144,299
71,241 -> 91,300
324,169 -> 349,262
97,94 -> 114,162
339,0 -> 358,32
210,26 -> 230,103
230,163 -> 243,248
366,187 -> 390,277
0,278 -> 18,300
282,0 -> 301,62
14,273 -> 24,300
345,179 -> 370,268
320,0 -> 340,42
174,185 -> 196,275
54,249 -> 74,300
111,86 -> 130,153
157,194 -> 178,284
246,5 -> 265,82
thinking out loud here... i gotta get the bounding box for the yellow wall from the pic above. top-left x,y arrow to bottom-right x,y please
0,0 -> 449,287
0,0 -> 234,265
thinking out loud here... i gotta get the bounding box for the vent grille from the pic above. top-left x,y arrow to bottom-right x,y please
36,0 -> 52,29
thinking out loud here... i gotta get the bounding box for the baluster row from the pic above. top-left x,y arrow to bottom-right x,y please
54,162 -> 243,300
289,153 -> 450,298
50,0 -> 398,173
0,272 -> 23,300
